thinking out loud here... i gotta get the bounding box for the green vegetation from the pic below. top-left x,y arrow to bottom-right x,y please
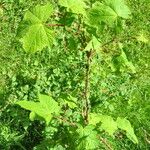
0,0 -> 149,149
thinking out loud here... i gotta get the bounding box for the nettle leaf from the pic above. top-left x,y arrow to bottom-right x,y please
87,2 -> 117,26
64,99 -> 77,109
105,0 -> 131,19
117,117 -> 138,144
59,0 -> 86,15
20,3 -> 54,53
16,94 -> 60,125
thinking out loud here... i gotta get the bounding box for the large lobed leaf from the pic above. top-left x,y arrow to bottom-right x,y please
87,0 -> 131,27
89,113 -> 117,136
77,125 -> 100,150
87,2 -> 117,26
20,3 -> 54,53
59,0 -> 86,15
16,94 -> 60,125
117,117 -> 138,144
105,0 -> 131,19
89,113 -> 138,143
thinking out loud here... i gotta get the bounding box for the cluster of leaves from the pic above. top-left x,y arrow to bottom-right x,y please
15,0 -> 139,149
0,0 -> 149,149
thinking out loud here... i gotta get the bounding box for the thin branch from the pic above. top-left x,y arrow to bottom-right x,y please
101,36 -> 137,48
54,116 -> 77,127
143,129 -> 150,144
47,24 -> 65,27
98,136 -> 113,150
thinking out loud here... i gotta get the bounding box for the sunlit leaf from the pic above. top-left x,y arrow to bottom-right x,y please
87,2 -> 117,26
136,33 -> 149,43
59,0 -> 86,15
20,3 -> 54,52
16,94 -> 60,125
105,0 -> 131,19
89,113 -> 117,136
84,36 -> 101,52
77,125 -> 100,149
21,24 -> 53,53
117,117 -> 138,144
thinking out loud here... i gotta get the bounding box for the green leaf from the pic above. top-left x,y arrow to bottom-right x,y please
16,94 -> 60,125
100,115 -> 118,136
29,112 -> 36,121
84,36 -> 101,52
24,3 -> 53,23
87,2 -> 117,26
89,113 -> 103,125
89,113 -> 117,136
136,33 -> 149,43
38,94 -> 60,115
59,0 -> 86,15
77,125 -> 100,150
0,7 -> 3,17
59,94 -> 77,109
117,117 -> 138,144
20,3 -> 54,52
21,24 -> 53,53
87,0 -> 131,27
116,49 -> 136,73
105,0 -> 131,19
64,100 -> 77,109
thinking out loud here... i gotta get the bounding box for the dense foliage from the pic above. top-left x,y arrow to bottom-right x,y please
0,0 -> 149,149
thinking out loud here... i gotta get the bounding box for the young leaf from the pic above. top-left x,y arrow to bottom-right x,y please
59,0 -> 86,15
84,36 -> 101,52
20,3 -> 54,53
136,33 -> 149,43
116,49 -> 136,73
105,0 -> 131,19
117,117 -> 138,144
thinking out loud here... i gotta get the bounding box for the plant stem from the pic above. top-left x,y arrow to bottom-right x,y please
98,136 -> 113,150
47,24 -> 65,27
83,50 -> 92,124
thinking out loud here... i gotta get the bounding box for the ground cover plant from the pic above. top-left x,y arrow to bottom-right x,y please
0,0 -> 150,149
